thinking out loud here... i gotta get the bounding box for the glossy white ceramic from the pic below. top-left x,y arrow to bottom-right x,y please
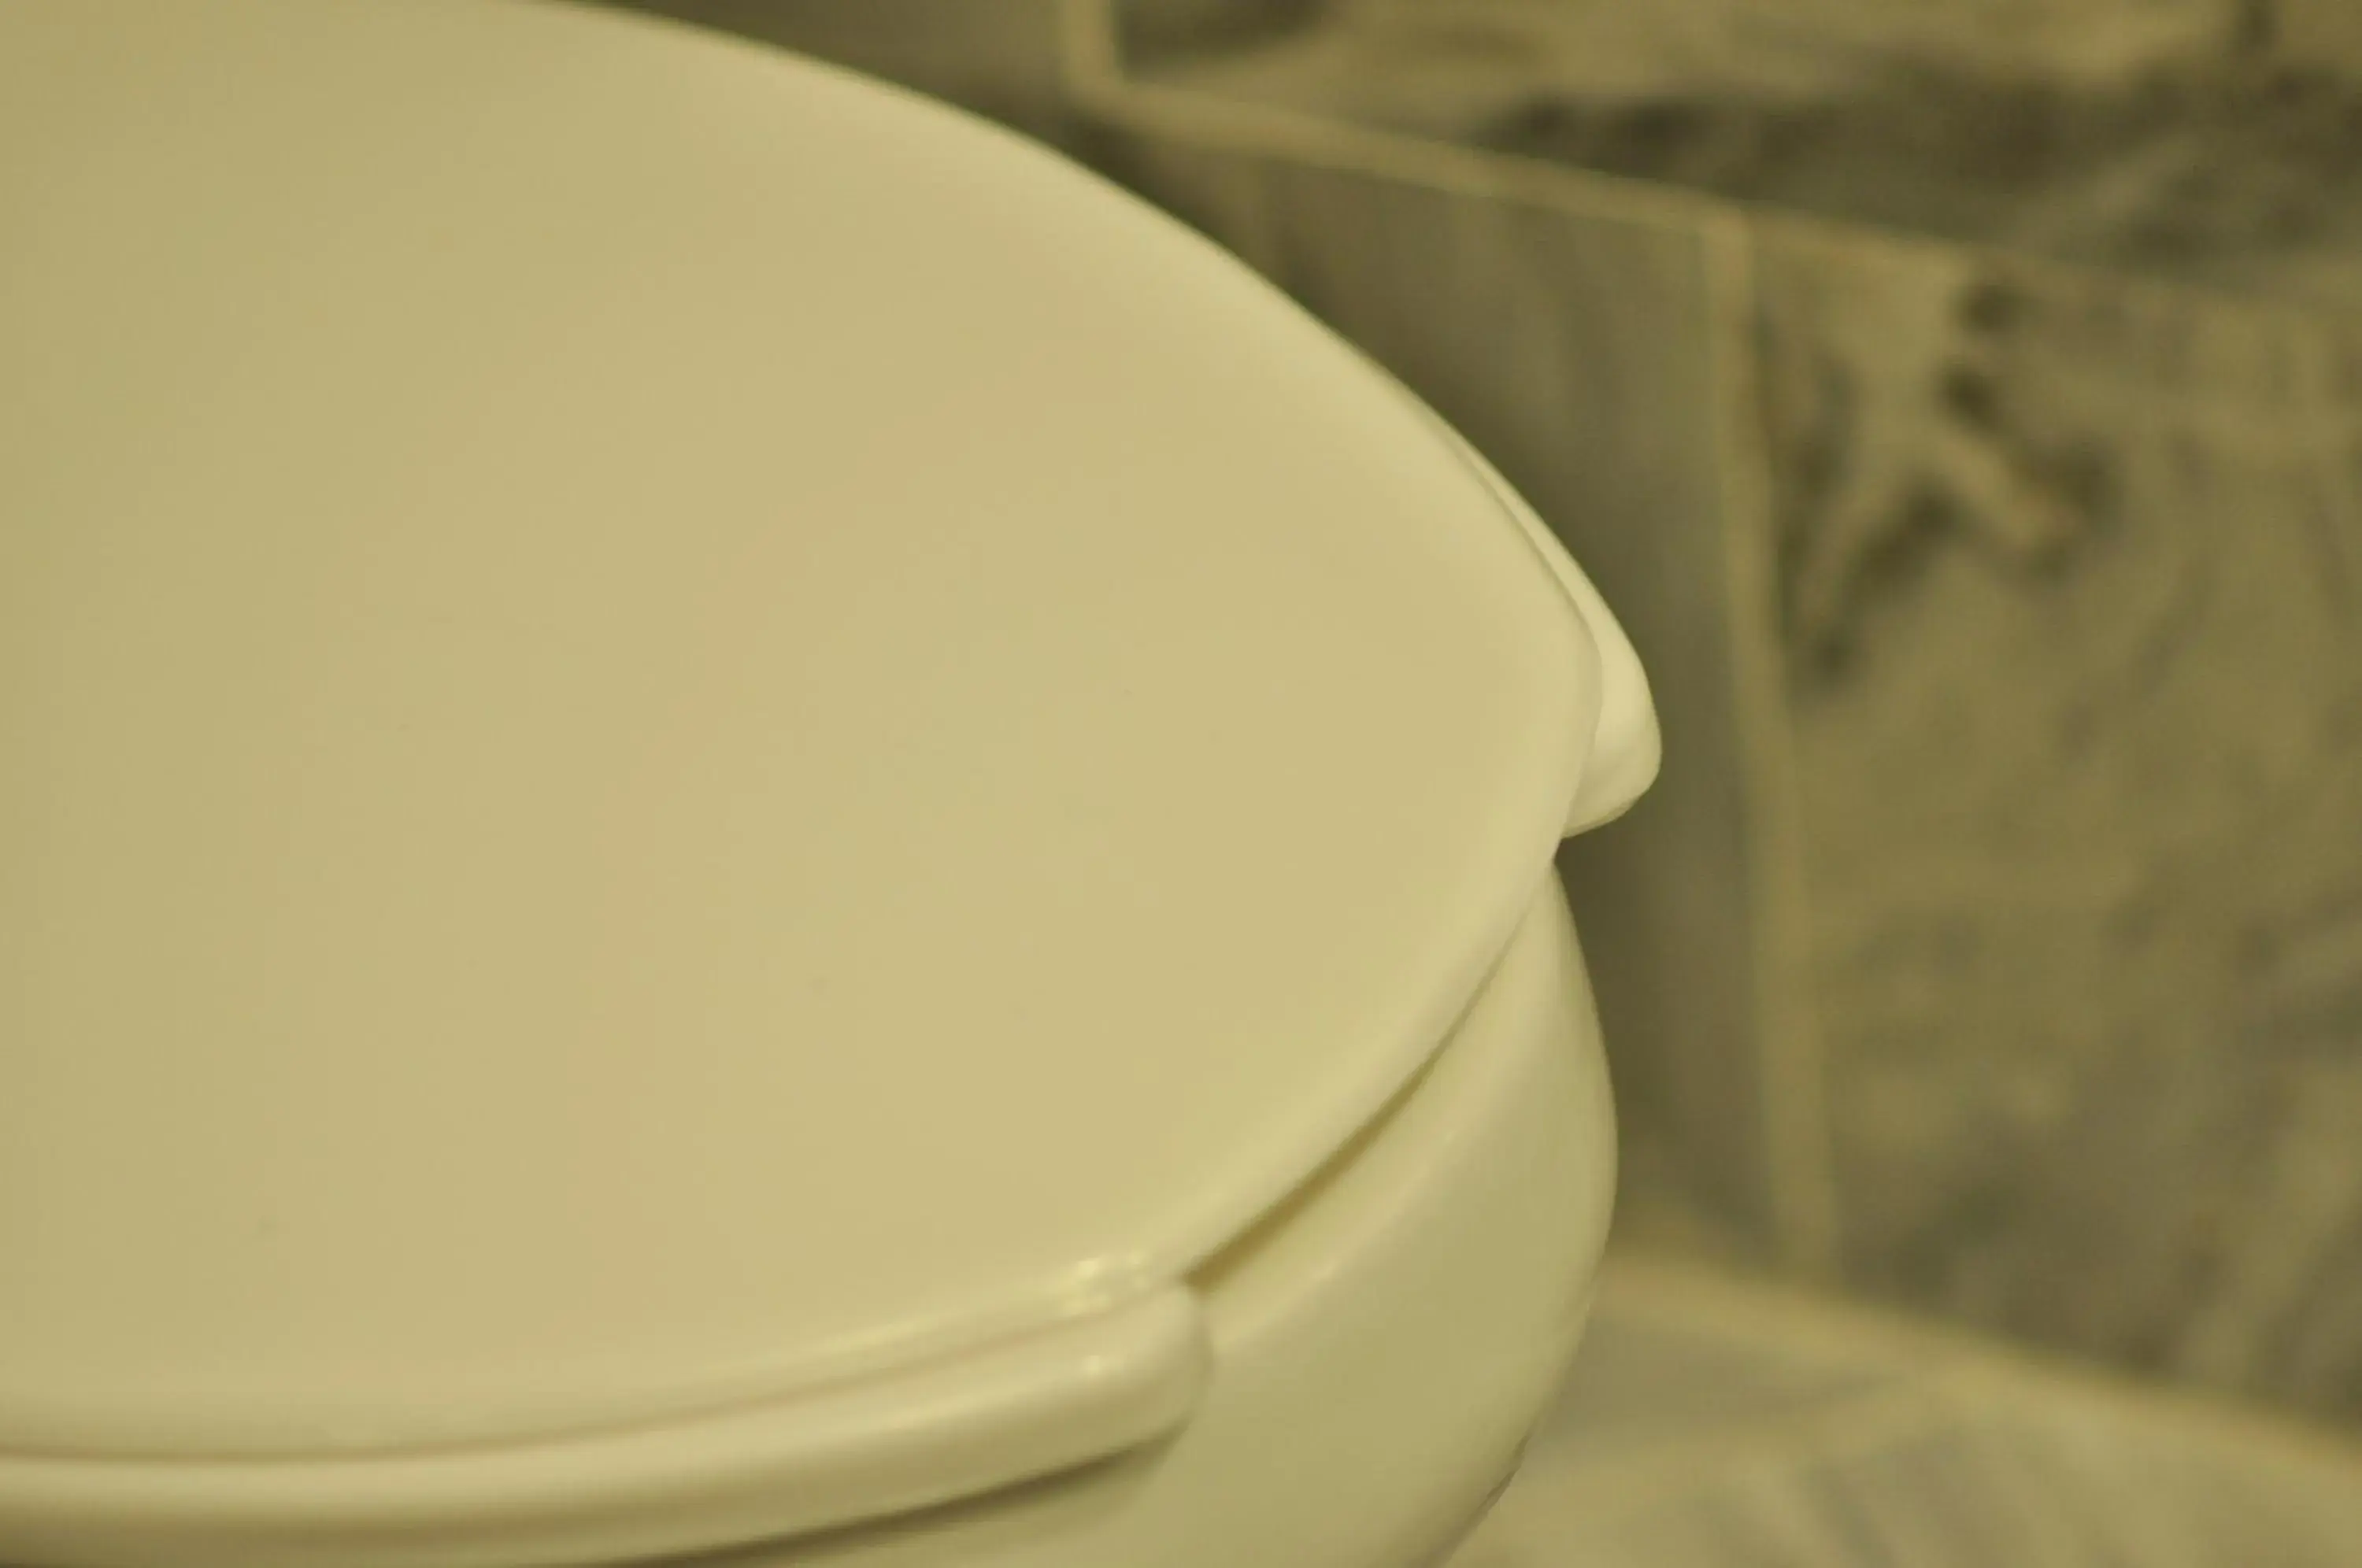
733,872 -> 1623,1568
0,2 -> 1657,1564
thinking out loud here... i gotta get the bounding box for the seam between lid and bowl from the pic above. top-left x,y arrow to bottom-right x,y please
0,1289 -> 1209,1568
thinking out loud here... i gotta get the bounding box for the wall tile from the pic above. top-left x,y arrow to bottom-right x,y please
1752,218 -> 2362,1422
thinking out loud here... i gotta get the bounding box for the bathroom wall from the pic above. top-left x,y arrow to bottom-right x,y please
1749,225 -> 2362,1428
605,0 -> 2362,1433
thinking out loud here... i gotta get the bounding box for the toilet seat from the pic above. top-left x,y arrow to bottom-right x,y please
0,2 -> 1657,1564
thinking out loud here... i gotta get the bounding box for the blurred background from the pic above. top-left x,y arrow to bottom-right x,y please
604,2 -> 2362,1559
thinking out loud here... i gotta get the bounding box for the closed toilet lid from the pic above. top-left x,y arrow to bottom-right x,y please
0,1 -> 1653,1561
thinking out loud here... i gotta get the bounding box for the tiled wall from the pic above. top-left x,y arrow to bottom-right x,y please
1753,224 -> 2362,1425
606,0 -> 2362,1433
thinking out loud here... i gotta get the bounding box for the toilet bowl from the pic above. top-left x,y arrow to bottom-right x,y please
0,4 -> 1660,1566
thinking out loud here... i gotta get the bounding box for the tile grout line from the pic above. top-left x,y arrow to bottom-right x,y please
1053,0 -> 1122,97
1700,216 -> 1841,1278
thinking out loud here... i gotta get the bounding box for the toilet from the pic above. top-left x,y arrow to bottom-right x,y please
0,3 -> 1659,1566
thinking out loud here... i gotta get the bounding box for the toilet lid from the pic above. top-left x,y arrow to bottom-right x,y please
0,0 -> 1650,1559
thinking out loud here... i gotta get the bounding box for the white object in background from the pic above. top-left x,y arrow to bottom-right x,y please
0,2 -> 1659,1565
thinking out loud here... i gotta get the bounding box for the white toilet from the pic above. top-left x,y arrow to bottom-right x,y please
0,3 -> 1660,1566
